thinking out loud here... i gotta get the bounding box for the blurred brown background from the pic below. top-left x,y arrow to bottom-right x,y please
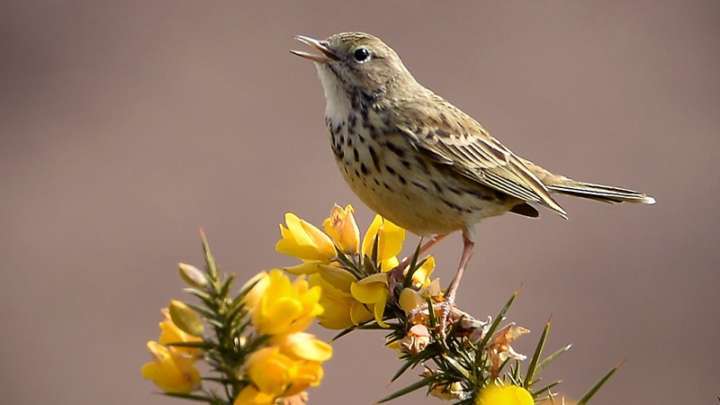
1,1 -> 718,404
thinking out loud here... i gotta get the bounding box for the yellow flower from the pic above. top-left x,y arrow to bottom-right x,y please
323,204 -> 360,254
308,271 -> 372,329
242,271 -> 270,311
251,270 -> 323,335
398,277 -> 444,316
276,213 -> 336,262
283,261 -> 326,275
361,215 -> 405,271
168,300 -> 204,337
476,384 -> 534,405
158,308 -> 203,359
141,341 -> 200,394
234,385 -> 275,405
408,256 -> 436,289
273,332 -> 333,362
350,273 -> 389,327
246,343 -> 327,397
246,347 -> 296,396
398,287 -> 425,314
283,360 -> 324,396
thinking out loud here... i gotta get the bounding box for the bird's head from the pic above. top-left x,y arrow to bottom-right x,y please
291,32 -> 415,101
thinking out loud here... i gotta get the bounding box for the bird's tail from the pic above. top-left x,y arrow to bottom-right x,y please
547,180 -> 656,205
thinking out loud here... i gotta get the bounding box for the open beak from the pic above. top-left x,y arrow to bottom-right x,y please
290,35 -> 338,63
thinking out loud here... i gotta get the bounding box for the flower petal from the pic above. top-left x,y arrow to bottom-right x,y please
361,215 -> 405,262
411,256 -> 436,288
246,347 -> 293,395
373,293 -> 389,327
476,384 -> 534,405
276,213 -> 335,261
283,262 -> 324,275
317,264 -> 357,293
399,288 -> 424,314
323,204 -> 360,254
350,281 -> 388,304
141,341 -> 200,394
234,386 -> 275,405
350,302 -> 373,325
277,332 -> 333,362
355,272 -> 388,286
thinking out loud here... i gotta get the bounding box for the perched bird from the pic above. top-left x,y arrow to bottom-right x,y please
291,32 -> 654,311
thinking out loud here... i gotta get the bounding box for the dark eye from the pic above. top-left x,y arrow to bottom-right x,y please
353,47 -> 371,63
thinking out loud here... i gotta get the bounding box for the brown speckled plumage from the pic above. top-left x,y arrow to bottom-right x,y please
294,32 -> 654,237
292,31 -> 655,306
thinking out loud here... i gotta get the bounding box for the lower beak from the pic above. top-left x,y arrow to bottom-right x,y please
290,35 -> 338,63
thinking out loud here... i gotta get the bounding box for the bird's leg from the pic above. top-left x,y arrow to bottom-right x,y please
388,233 -> 447,288
446,229 -> 475,303
439,228 -> 475,339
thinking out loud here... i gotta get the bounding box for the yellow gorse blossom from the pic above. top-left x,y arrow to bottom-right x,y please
276,213 -> 336,262
399,275 -> 443,316
143,234 -> 335,405
475,384 -> 534,405
323,204 -> 360,254
308,270 -> 372,329
398,288 -> 426,315
275,209 -> 412,329
361,215 -> 405,271
142,305 -> 204,393
141,209 -> 604,405
237,272 -> 333,403
248,269 -> 323,335
169,299 -> 204,337
245,332 -> 330,398
276,208 -> 406,272
141,341 -> 201,394
234,385 -> 276,405
350,272 -> 390,327
272,332 -> 333,363
409,256 -> 435,288
158,307 -> 203,359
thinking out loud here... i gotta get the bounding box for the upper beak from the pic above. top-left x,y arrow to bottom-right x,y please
290,35 -> 338,63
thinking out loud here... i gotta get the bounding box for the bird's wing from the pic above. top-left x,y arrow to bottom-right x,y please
396,98 -> 567,218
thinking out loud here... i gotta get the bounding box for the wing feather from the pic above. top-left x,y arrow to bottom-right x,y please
395,97 -> 567,218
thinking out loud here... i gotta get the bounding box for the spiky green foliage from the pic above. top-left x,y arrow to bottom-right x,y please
164,233 -> 265,404
339,239 -> 619,404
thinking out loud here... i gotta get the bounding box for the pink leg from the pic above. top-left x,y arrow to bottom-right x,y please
446,229 -> 475,303
437,229 -> 475,338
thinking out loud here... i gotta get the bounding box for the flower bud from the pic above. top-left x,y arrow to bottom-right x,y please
178,263 -> 207,288
169,300 -> 204,337
323,204 -> 360,254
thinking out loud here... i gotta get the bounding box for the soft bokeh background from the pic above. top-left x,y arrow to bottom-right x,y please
2,1 -> 718,404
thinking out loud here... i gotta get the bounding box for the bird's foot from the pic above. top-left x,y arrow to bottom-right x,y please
437,298 -> 456,342
407,298 -> 457,343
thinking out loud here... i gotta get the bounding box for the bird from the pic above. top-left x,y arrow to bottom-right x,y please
290,32 -> 654,317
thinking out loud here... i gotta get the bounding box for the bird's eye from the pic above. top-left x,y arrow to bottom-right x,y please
353,47 -> 371,63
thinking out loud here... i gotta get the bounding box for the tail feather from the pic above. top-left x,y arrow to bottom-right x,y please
548,181 -> 656,205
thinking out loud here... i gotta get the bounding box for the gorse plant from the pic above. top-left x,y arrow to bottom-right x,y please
141,233 -> 332,404
141,205 -> 616,404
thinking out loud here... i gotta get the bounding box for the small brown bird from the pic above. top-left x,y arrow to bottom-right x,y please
291,32 -> 654,309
